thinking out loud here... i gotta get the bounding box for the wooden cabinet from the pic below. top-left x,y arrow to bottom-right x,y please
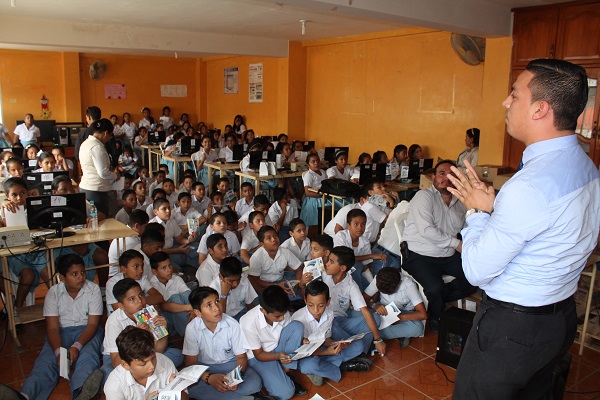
556,3 -> 600,64
512,8 -> 559,66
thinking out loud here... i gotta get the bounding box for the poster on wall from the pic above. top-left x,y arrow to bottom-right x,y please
249,62 -> 263,103
224,67 -> 239,94
105,84 -> 127,99
160,85 -> 188,97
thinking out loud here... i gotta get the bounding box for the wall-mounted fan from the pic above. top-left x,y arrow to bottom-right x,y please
450,34 -> 486,66
89,61 -> 107,80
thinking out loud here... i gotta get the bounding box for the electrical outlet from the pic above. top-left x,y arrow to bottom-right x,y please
0,226 -> 31,248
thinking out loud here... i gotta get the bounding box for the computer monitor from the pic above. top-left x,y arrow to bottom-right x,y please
148,131 -> 166,144
408,158 -> 434,180
249,150 -> 276,170
261,135 -> 278,142
26,193 -> 87,238
23,171 -> 69,195
232,144 -> 247,162
53,126 -> 73,146
323,147 -> 349,164
302,141 -> 315,152
22,159 -> 39,171
180,137 -> 201,155
16,119 -> 56,142
358,163 -> 386,186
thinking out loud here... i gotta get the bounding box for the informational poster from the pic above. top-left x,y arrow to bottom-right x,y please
160,85 -> 188,97
104,84 -> 127,99
224,67 -> 239,94
249,62 -> 263,103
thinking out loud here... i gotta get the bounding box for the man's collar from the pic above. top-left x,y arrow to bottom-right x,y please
522,134 -> 577,165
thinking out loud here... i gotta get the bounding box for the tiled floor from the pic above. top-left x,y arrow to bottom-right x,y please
1,316 -> 599,399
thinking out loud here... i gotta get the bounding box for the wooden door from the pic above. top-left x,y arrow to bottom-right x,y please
576,68 -> 600,168
556,2 -> 600,64
512,8 -> 559,67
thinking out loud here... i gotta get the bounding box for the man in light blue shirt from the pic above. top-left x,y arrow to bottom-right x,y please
448,59 -> 600,399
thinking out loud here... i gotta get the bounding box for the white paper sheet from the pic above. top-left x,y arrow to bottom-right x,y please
59,347 -> 70,380
378,303 -> 401,330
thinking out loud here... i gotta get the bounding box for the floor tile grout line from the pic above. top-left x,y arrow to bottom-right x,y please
566,368 -> 600,391
384,372 -> 436,400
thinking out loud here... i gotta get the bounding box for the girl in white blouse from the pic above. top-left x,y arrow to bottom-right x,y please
192,135 -> 219,187
300,153 -> 327,227
456,127 -> 480,172
159,106 -> 174,130
120,112 -> 137,144
326,149 -> 353,181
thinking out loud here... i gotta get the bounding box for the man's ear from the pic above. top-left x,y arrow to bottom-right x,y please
532,100 -> 551,120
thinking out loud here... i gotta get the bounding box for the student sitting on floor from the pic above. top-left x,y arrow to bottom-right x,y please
240,285 -> 307,400
104,325 -> 187,400
248,226 -> 303,297
133,180 -> 151,210
148,169 -> 166,194
162,178 -> 178,207
108,209 -> 149,278
238,193 -> 272,235
364,267 -> 426,347
183,286 -> 263,400
149,251 -> 192,337
209,256 -> 257,321
235,181 -> 255,217
268,187 -> 298,242
115,188 -> 137,226
197,233 -> 229,286
240,211 -> 265,265
131,226 -> 166,280
191,181 -> 210,215
0,254 -> 105,400
179,173 -> 195,193
172,191 -> 206,237
204,190 -> 229,220
197,213 -> 241,265
308,234 -> 334,266
145,188 -> 167,219
101,279 -> 183,384
280,217 -> 311,262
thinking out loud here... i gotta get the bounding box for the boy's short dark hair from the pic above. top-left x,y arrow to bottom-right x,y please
346,208 -> 367,224
159,164 -> 169,171
192,181 -> 205,192
154,170 -> 166,178
208,212 -> 226,225
133,181 -> 145,191
5,157 -> 22,169
289,217 -> 305,232
257,225 -> 276,242
141,228 -> 165,246
113,278 -> 142,303
151,188 -> 166,199
51,175 -> 71,191
189,286 -> 219,310
331,246 -> 355,269
153,198 -> 170,210
178,192 -> 192,201
312,234 -> 334,251
240,181 -> 253,191
376,267 -> 402,295
116,326 -> 155,364
3,177 -> 27,193
364,179 -> 384,193
162,178 -> 174,186
253,194 -> 270,208
119,249 -> 144,268
248,211 -> 263,225
149,251 -> 170,270
122,188 -> 136,201
305,280 -> 330,301
360,187 -> 371,199
123,172 -> 135,181
128,209 -> 150,227
216,177 -> 229,186
222,209 -> 238,225
220,256 -> 243,277
259,285 -> 290,313
209,191 -> 223,201
56,254 -> 85,276
207,233 -> 226,250
273,187 -> 286,202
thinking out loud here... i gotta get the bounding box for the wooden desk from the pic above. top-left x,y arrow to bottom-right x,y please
307,188 -> 356,233
141,144 -> 162,176
162,154 -> 192,184
385,181 -> 420,192
205,162 -> 241,191
1,219 -> 137,348
235,170 -> 304,193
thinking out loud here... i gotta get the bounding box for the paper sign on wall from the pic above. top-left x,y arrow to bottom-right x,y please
160,85 -> 188,97
224,67 -> 239,94
249,63 -> 263,103
105,84 -> 127,99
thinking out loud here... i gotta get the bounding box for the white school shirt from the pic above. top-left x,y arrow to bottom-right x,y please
108,235 -> 142,277
364,275 -> 424,311
102,308 -> 137,355
182,314 -> 245,364
105,273 -> 153,309
291,306 -> 334,340
209,275 -> 257,318
203,204 -> 230,218
192,195 -> 210,214
240,154 -> 252,172
377,203 -> 410,257
239,209 -> 273,237
136,196 -> 152,210
280,237 -> 311,262
43,280 -> 103,328
149,215 -> 182,249
172,207 -> 202,227
104,353 -> 177,400
196,255 -> 221,286
324,203 -> 359,238
326,165 -> 354,181
322,273 -> 367,317
302,169 -> 327,189
14,123 -> 40,142
361,201 -> 387,244
334,229 -> 372,265
248,246 -> 301,283
150,274 -> 189,301
267,201 -> 298,227
219,146 -> 234,162
241,231 -> 260,251
121,122 -> 137,140
130,244 -> 154,280
240,306 -> 291,358
138,118 -> 154,131
166,191 -> 179,208
191,148 -> 219,164
235,197 -> 254,218
159,116 -> 174,130
196,230 -> 240,256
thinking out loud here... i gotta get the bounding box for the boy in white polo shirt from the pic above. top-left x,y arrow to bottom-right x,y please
235,181 -> 255,217
196,233 -> 228,286
0,254 -> 104,400
197,213 -> 241,265
209,256 -> 257,321
280,218 -> 311,261
104,326 -> 184,400
248,226 -> 303,297
267,187 -> 298,242
240,211 -> 265,265
183,286 -> 263,400
108,209 -> 149,278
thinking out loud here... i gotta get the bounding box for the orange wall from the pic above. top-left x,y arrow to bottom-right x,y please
0,49 -> 67,134
303,30 -> 511,164
79,54 -> 198,127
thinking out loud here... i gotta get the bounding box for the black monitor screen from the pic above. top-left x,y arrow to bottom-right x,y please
180,137 -> 201,155
16,119 -> 56,142
249,150 -> 276,170
408,158 -> 434,180
324,147 -> 349,164
358,163 -> 386,186
22,159 -> 39,171
232,144 -> 247,162
148,131 -> 166,144
23,171 -> 69,195
26,193 -> 87,236
303,141 -> 316,152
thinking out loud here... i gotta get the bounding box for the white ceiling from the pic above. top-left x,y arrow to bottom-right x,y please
0,0 -> 568,57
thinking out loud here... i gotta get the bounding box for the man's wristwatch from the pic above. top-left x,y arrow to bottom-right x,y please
465,208 -> 491,218
220,294 -> 229,300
